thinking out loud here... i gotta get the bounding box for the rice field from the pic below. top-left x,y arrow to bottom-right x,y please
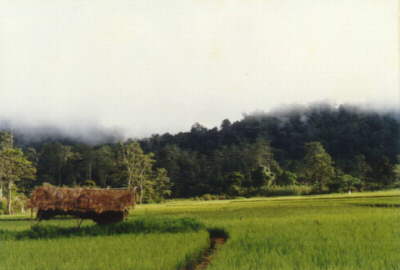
1,190 -> 399,270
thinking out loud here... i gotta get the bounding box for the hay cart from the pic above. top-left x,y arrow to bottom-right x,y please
27,186 -> 137,225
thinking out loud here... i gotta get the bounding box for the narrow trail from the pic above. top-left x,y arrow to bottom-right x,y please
183,230 -> 228,270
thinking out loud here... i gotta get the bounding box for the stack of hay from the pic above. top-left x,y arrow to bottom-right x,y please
27,186 -> 136,224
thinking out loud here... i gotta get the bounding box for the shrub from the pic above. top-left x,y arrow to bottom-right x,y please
329,174 -> 362,193
277,171 -> 298,185
82,180 -> 97,187
1,216 -> 205,240
389,181 -> 400,189
207,227 -> 230,239
199,194 -> 219,201
12,194 -> 28,213
0,195 -> 26,214
260,185 -> 313,196
198,194 -> 232,201
0,198 -> 5,211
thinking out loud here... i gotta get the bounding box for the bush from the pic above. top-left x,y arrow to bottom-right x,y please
82,180 -> 97,187
0,198 -> 5,211
0,197 -> 8,215
329,174 -> 362,193
0,216 -> 205,240
12,194 -> 28,213
259,185 -> 313,196
207,227 -> 230,239
0,193 -> 28,214
198,194 -> 232,201
199,194 -> 219,200
277,171 -> 298,185
389,181 -> 400,189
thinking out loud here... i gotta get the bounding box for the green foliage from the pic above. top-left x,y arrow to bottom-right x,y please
260,185 -> 313,196
119,141 -> 172,203
119,141 -> 154,189
301,142 -> 335,192
0,148 -> 36,182
251,165 -> 275,188
394,164 -> 400,179
347,154 -> 372,182
145,168 -> 172,203
37,142 -> 79,186
142,104 -> 399,197
82,179 -> 97,187
0,197 -> 6,215
1,104 -> 399,199
207,227 -> 230,239
276,170 -> 298,185
225,171 -> 244,196
0,131 -> 14,149
330,173 -> 362,193
198,194 -> 227,201
0,133 -> 36,214
391,164 -> 400,187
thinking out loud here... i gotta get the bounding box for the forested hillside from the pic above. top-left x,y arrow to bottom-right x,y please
0,104 -> 399,209
141,104 -> 399,196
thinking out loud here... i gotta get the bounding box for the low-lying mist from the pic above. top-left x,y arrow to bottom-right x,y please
0,102 -> 398,146
0,119 -> 125,145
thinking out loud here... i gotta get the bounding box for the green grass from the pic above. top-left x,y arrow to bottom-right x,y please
1,190 -> 400,269
206,204 -> 400,270
0,216 -> 208,270
0,232 -> 209,270
0,216 -> 204,240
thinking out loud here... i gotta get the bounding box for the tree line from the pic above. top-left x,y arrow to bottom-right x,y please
0,104 -> 399,213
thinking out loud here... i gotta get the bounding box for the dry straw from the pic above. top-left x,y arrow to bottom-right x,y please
27,186 -> 135,214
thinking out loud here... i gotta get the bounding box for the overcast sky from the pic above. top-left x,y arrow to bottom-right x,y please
0,0 -> 398,137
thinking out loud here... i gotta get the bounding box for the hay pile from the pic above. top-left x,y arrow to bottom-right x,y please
27,186 -> 135,214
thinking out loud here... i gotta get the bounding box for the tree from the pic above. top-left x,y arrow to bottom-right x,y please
220,119 -> 232,130
0,132 -> 36,214
119,141 -> 154,204
251,165 -> 275,188
37,142 -> 78,186
369,156 -> 395,186
92,145 -> 118,187
393,163 -> 400,187
225,171 -> 244,196
349,154 -> 372,182
156,144 -> 202,197
336,174 -> 361,193
148,168 -> 172,202
277,170 -> 298,186
0,132 -> 13,199
0,132 -> 13,148
302,142 -> 335,192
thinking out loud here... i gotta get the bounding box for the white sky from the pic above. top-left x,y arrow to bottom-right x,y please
0,0 -> 398,137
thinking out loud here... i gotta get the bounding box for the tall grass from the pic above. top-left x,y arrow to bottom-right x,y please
0,216 -> 204,240
1,190 -> 399,270
134,190 -> 400,270
259,184 -> 313,196
207,208 -> 400,270
0,216 -> 207,270
0,232 -> 209,270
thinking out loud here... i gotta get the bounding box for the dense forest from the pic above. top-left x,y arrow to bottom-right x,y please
0,104 -> 399,212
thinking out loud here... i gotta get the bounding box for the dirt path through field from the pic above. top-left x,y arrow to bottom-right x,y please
193,237 -> 226,270
183,232 -> 228,270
